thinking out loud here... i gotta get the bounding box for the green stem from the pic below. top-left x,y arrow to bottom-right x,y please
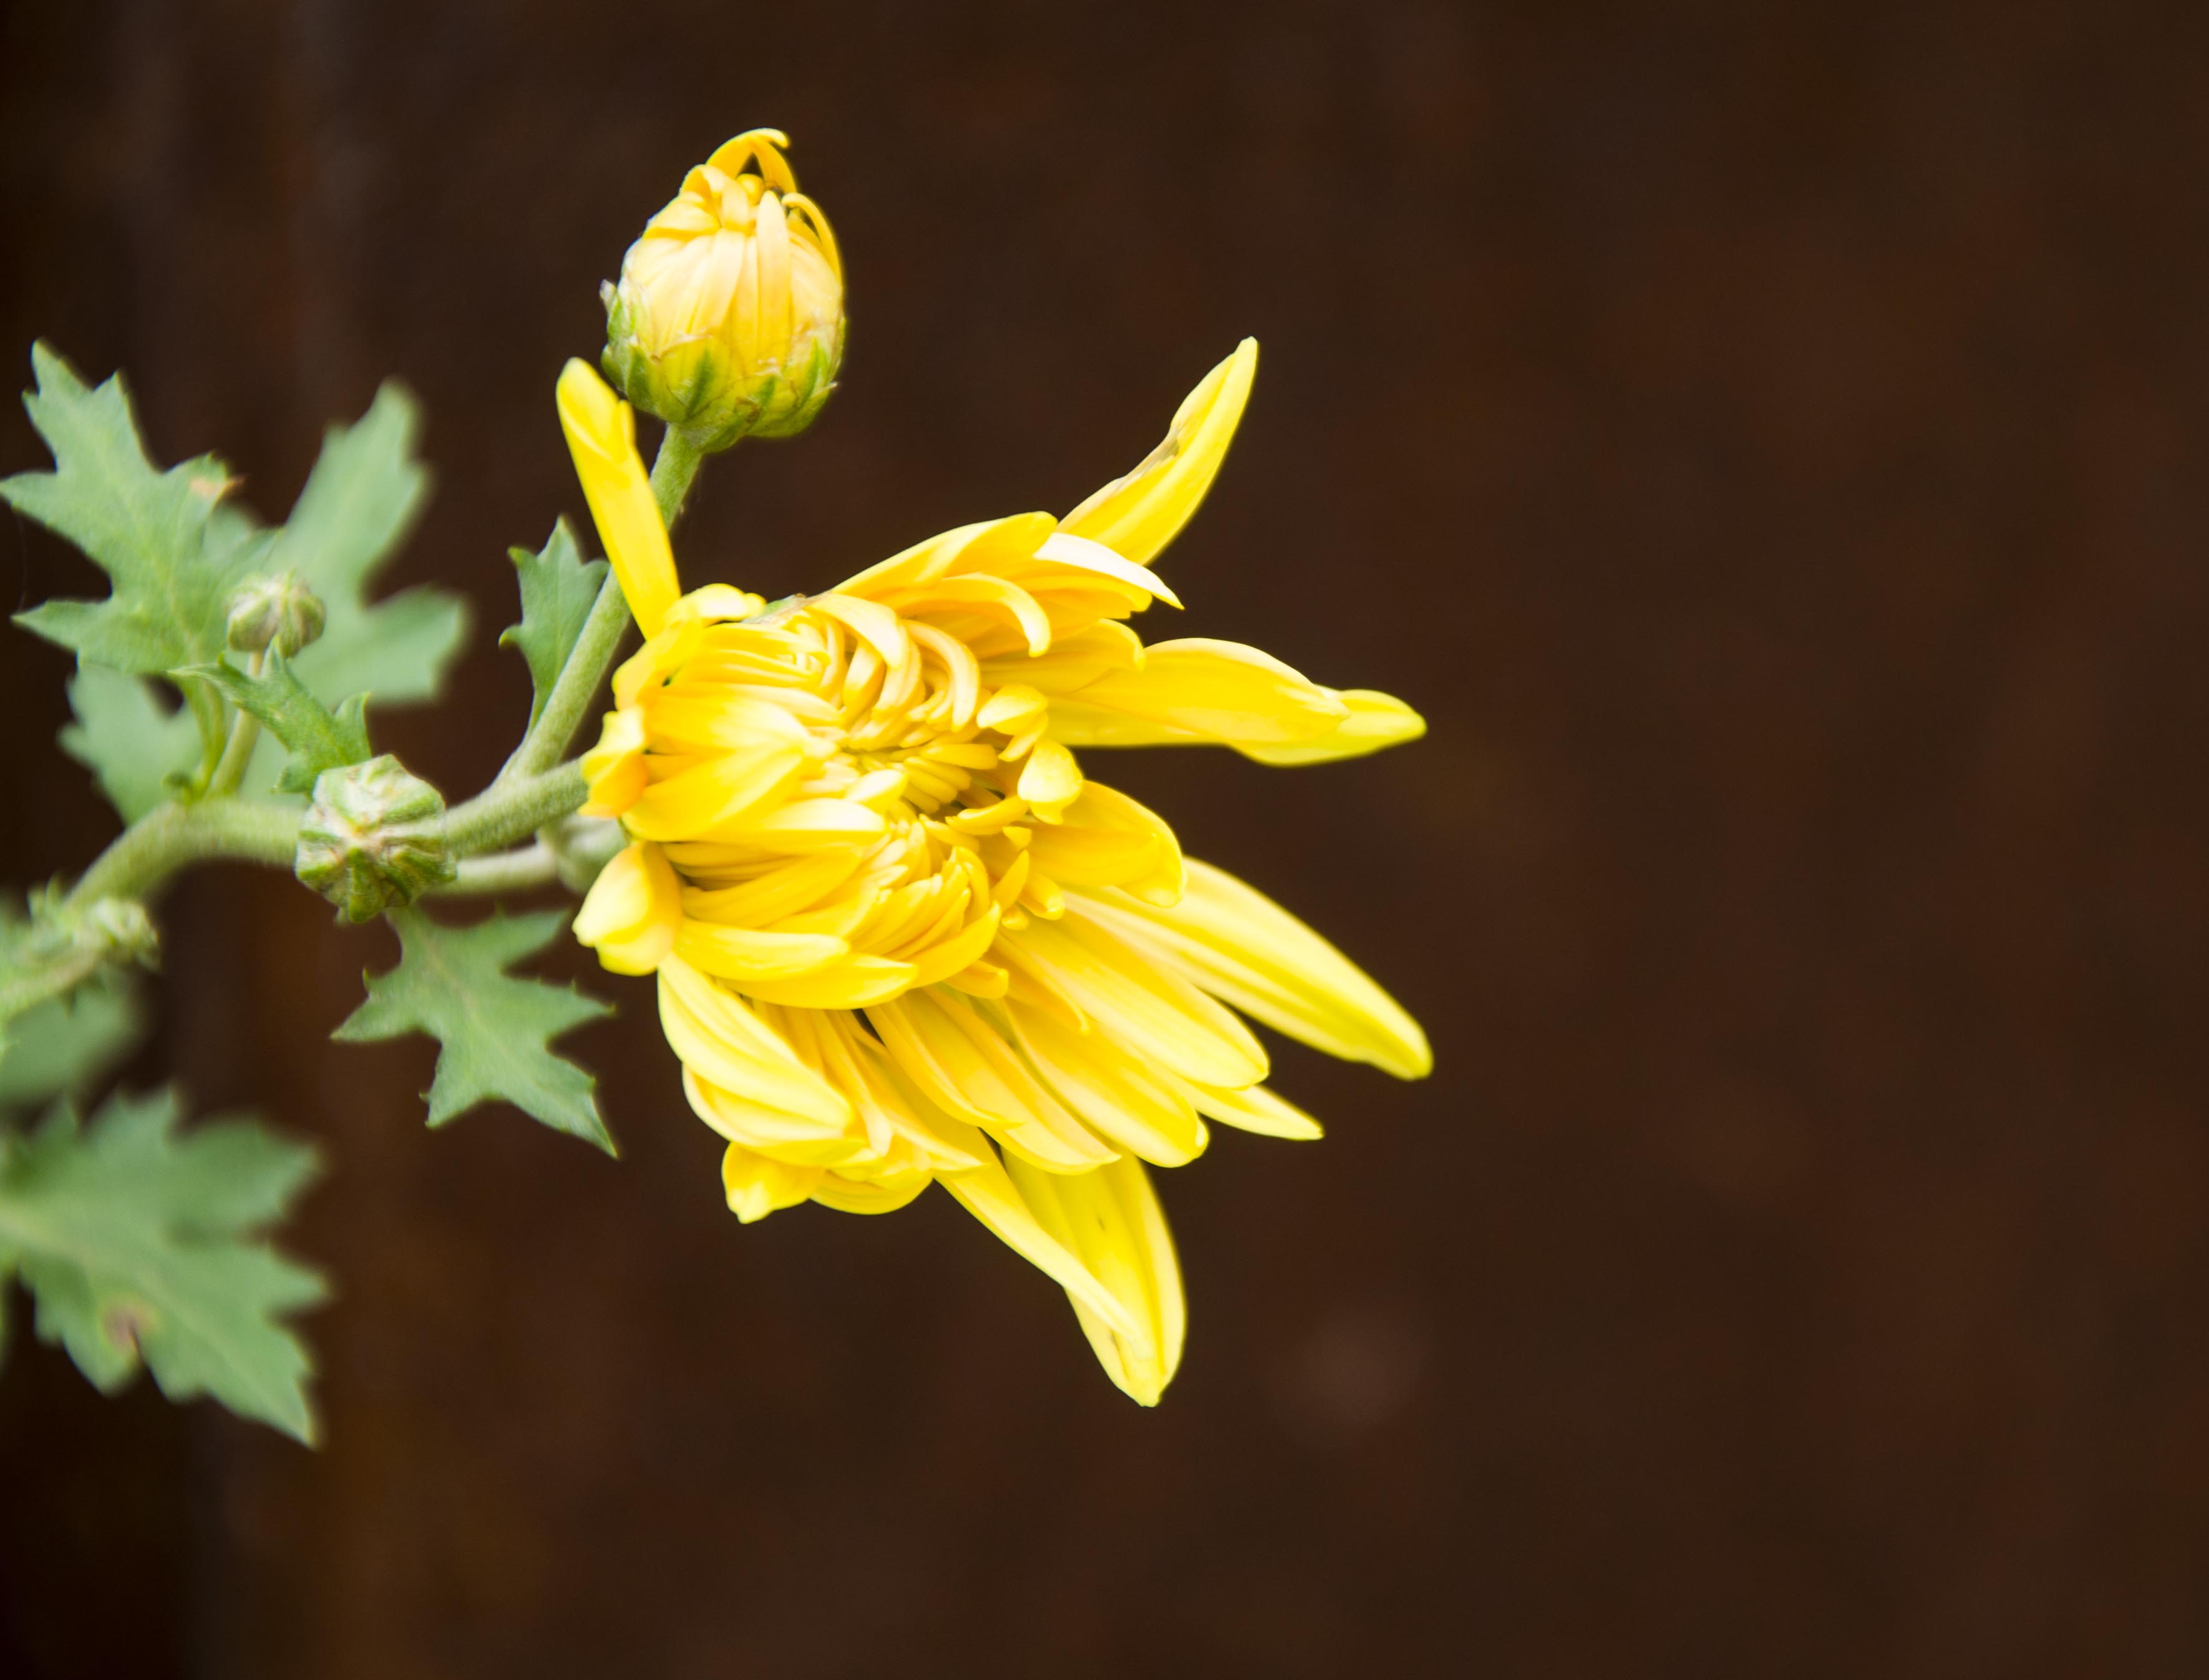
0,941 -> 116,1027
205,651 -> 268,797
649,425 -> 710,528
66,798 -> 301,909
436,842 -> 558,896
437,760 -> 588,858
498,424 -> 713,782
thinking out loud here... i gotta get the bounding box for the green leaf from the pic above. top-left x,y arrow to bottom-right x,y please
5,343 -> 266,677
334,908 -> 614,1152
268,384 -> 469,708
59,664 -> 205,822
0,1087 -> 325,1441
0,974 -> 145,1112
502,518 -> 608,729
177,658 -> 371,795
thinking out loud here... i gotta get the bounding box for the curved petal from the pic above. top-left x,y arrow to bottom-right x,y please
573,842 -> 682,974
1235,689 -> 1428,766
1047,639 -> 1347,749
1061,339 -> 1258,567
1003,1153 -> 1185,1406
939,1153 -> 1151,1349
1072,862 -> 1432,1080
557,359 -> 679,636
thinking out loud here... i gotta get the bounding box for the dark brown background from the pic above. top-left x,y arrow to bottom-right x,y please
5,1 -> 2208,1675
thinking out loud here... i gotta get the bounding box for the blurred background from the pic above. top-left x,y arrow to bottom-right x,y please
4,1 -> 2208,1674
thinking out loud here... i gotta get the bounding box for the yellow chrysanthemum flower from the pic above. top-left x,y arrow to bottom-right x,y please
558,341 -> 1429,1403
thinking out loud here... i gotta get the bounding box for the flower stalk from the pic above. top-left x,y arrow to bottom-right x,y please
499,424 -> 709,784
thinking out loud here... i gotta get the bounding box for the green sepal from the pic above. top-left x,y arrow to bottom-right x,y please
0,1085 -> 326,1442
501,518 -> 608,729
333,907 -> 615,1153
176,657 -> 371,795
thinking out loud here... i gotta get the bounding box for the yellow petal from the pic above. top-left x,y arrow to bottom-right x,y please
740,953 -> 919,1009
720,1142 -> 820,1223
684,1068 -> 867,1163
1075,861 -> 1431,1079
1236,689 -> 1428,766
1016,737 -> 1084,813
867,991 -> 1119,1172
811,1168 -> 931,1216
1061,338 -> 1258,567
674,920 -> 850,983
621,739 -> 810,840
1024,782 -> 1185,904
1178,1076 -> 1324,1140
556,359 -> 680,636
1000,915 -> 1267,1089
1005,1001 -> 1209,1167
573,842 -> 682,974
939,1153 -> 1150,1349
1003,1153 -> 1185,1405
656,956 -> 855,1127
1047,639 -> 1347,748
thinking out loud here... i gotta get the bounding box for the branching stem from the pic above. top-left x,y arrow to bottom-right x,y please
64,798 -> 301,910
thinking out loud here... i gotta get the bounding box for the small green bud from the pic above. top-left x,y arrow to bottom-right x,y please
295,756 -> 455,923
226,572 -> 328,659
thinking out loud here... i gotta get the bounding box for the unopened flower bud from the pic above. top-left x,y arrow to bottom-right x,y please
226,572 -> 327,658
601,129 -> 845,450
295,756 -> 454,923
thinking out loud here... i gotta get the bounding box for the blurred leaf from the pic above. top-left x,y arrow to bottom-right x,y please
5,344 -> 265,684
177,658 -> 370,795
334,908 -> 614,1152
0,1087 -> 325,1441
502,518 -> 607,729
59,664 -> 203,822
0,974 -> 145,1112
270,384 -> 469,708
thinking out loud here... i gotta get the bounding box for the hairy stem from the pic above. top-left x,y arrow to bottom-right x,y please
649,425 -> 709,528
436,842 -> 559,896
499,424 -> 713,782
65,798 -> 301,909
438,760 -> 589,858
205,650 -> 268,797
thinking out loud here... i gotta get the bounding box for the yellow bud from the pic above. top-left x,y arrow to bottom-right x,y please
600,129 -> 845,450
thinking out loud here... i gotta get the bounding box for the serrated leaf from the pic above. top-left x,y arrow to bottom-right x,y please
177,658 -> 371,795
0,974 -> 145,1111
334,908 -> 614,1152
502,518 -> 608,729
268,384 -> 469,708
0,1086 -> 325,1441
59,664 -> 203,822
5,344 -> 266,677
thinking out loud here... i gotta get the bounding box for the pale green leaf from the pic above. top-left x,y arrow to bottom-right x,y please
6,343 -> 266,677
58,664 -> 204,822
334,908 -> 614,1152
0,1086 -> 325,1440
177,658 -> 371,795
269,384 -> 469,707
502,518 -> 607,729
0,974 -> 145,1111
